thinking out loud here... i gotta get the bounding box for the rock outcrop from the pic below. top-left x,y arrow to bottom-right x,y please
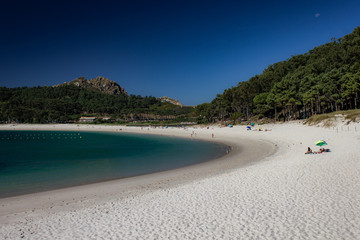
57,76 -> 127,95
158,96 -> 183,107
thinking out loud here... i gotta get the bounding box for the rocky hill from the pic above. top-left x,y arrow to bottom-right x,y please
57,76 -> 127,95
158,96 -> 183,107
56,77 -> 185,107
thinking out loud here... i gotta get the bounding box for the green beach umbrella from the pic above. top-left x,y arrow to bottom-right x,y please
315,140 -> 327,146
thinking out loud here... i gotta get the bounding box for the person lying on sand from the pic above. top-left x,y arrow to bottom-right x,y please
313,148 -> 324,154
313,148 -> 331,154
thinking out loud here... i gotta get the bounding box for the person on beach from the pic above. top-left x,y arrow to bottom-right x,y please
313,148 -> 330,154
305,147 -> 312,154
318,148 -> 329,153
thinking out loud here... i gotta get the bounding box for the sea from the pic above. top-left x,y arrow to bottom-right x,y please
0,130 -> 228,198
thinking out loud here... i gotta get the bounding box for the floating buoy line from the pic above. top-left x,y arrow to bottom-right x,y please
0,132 -> 83,141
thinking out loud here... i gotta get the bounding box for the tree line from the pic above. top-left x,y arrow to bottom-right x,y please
196,26 -> 360,123
2,27 -> 359,124
0,85 -> 193,123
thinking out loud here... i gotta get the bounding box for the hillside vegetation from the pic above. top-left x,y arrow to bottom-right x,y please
0,85 -> 194,123
304,109 -> 360,127
196,27 -> 360,123
2,27 -> 360,125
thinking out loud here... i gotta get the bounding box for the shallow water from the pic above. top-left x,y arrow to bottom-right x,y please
0,131 -> 227,198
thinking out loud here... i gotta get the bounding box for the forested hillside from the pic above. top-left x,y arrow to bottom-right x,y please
196,27 -> 360,123
2,27 -> 359,124
0,85 -> 193,123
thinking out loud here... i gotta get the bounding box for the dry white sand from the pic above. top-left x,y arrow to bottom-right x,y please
0,121 -> 359,239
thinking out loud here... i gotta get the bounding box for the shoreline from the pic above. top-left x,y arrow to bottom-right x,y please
0,128 -> 229,199
1,122 -> 359,239
0,124 -> 276,223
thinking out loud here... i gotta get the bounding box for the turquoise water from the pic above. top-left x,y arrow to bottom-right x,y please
0,130 -> 227,198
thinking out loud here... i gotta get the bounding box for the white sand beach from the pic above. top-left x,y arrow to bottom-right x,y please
0,121 -> 359,239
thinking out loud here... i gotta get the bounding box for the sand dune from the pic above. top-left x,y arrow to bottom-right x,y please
0,121 -> 359,239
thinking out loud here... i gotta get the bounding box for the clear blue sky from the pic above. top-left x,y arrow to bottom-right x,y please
0,0 -> 359,105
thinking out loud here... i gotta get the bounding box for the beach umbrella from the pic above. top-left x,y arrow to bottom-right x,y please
315,140 -> 327,146
246,126 -> 251,130
228,124 -> 233,127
